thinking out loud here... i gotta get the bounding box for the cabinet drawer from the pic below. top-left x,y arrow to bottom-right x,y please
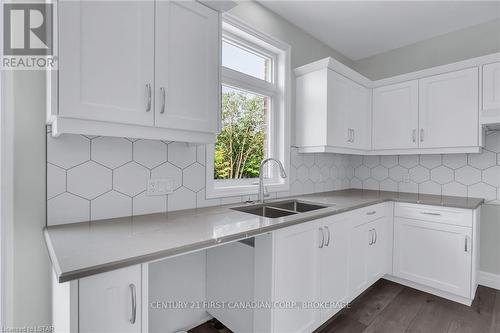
394,203 -> 472,228
340,203 -> 387,227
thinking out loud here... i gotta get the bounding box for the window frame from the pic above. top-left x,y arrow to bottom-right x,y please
206,14 -> 291,199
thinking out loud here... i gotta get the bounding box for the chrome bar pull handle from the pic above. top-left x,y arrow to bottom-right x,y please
352,129 -> 355,142
421,212 -> 441,216
368,229 -> 373,245
129,283 -> 137,324
145,84 -> 152,112
374,229 -> 377,245
366,211 -> 376,216
324,226 -> 331,247
160,87 -> 166,114
412,129 -> 417,143
420,128 -> 424,142
465,235 -> 470,253
319,228 -> 324,248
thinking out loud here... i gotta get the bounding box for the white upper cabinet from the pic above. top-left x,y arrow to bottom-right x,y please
372,80 -> 419,150
155,1 -> 219,134
51,0 -> 221,143
481,62 -> 500,124
296,55 -> 496,155
59,1 -> 155,126
295,63 -> 372,154
419,67 -> 479,149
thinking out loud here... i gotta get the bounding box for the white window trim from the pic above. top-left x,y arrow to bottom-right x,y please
206,14 -> 291,199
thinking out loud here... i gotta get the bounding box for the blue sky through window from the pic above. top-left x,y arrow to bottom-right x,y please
222,40 -> 270,81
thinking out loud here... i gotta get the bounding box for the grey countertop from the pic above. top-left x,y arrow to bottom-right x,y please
44,189 -> 484,283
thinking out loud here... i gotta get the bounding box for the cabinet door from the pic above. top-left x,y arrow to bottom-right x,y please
482,62 -> 500,112
349,223 -> 370,299
367,217 -> 390,284
373,81 -> 419,150
348,81 -> 372,150
273,221 -> 321,333
319,217 -> 350,322
155,1 -> 219,133
394,218 -> 472,298
79,266 -> 142,333
419,68 -> 479,148
59,1 -> 154,125
326,70 -> 351,148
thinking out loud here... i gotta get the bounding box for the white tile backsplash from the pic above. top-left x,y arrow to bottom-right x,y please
47,130 -> 500,225
46,131 -> 352,225
349,131 -> 500,204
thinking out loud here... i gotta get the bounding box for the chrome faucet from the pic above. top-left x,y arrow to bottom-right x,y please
258,158 -> 287,203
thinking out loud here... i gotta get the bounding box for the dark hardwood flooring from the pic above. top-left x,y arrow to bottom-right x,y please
189,279 -> 500,333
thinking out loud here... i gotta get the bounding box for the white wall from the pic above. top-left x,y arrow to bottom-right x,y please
352,18 -> 500,80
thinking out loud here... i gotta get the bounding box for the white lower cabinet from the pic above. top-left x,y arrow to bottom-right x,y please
393,203 -> 478,301
273,207 -> 388,333
273,220 -> 322,333
79,265 -> 142,333
318,217 -> 350,323
349,216 -> 390,299
393,218 -> 472,298
273,216 -> 352,332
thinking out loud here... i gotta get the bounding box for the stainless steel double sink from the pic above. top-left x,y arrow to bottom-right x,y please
232,199 -> 329,218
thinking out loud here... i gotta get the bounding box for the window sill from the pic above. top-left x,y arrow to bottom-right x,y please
205,180 -> 290,199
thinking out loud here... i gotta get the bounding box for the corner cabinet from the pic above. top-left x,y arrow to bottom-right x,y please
49,0 -> 221,143
295,59 -> 372,154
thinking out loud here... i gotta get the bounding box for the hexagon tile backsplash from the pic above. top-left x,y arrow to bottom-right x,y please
47,130 -> 500,226
46,131 -> 352,226
349,131 -> 500,204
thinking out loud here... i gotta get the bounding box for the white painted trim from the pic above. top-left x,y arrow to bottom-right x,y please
294,53 -> 500,90
294,57 -> 372,88
0,71 -> 14,326
479,271 -> 500,291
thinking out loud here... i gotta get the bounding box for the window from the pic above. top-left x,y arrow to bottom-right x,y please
206,15 -> 290,198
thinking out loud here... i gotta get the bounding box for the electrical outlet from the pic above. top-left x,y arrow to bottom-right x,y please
402,173 -> 410,183
147,178 -> 174,196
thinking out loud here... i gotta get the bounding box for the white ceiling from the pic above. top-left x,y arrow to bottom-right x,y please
257,1 -> 500,60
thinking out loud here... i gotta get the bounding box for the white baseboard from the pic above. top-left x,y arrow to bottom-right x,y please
479,271 -> 500,291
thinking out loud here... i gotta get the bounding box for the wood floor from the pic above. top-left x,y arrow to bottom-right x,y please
189,279 -> 500,333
